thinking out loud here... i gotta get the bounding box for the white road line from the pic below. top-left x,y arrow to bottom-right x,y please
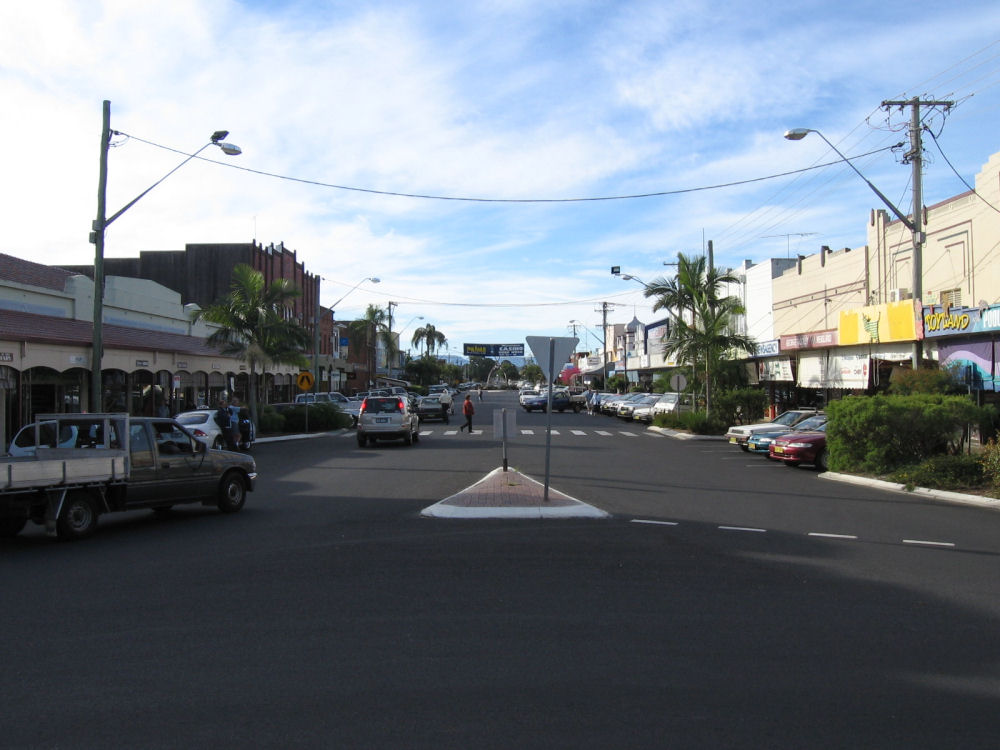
520,429 -> 535,435
718,525 -> 767,533
903,539 -> 955,547
619,432 -> 638,437
595,430 -> 613,436
571,430 -> 587,435
631,519 -> 679,526
808,532 -> 859,540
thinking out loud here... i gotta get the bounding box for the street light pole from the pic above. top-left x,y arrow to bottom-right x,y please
89,100 -> 242,411
785,120 -> 948,368
329,276 -> 380,389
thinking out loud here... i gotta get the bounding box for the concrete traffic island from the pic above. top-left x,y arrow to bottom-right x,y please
421,467 -> 610,519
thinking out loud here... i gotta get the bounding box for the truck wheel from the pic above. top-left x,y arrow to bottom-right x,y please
57,493 -> 99,541
0,518 -> 27,538
217,472 -> 247,513
573,404 -> 581,413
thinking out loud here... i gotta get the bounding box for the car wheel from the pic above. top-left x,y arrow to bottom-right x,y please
739,444 -> 750,452
57,492 -> 99,541
212,436 -> 224,450
217,472 -> 247,513
357,433 -> 366,448
815,448 -> 828,471
404,429 -> 413,446
573,405 -> 581,413
0,518 -> 27,538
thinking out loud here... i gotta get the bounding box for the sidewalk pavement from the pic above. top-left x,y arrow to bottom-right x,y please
257,427 -> 999,515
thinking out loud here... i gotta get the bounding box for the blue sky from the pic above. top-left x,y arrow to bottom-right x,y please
3,1 -> 999,357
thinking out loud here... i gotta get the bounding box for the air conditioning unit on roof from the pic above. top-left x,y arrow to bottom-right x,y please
888,288 -> 911,302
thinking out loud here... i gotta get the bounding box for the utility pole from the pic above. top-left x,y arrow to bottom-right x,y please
881,96 -> 953,368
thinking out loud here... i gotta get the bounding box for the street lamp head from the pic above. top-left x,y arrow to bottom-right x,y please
369,277 -> 381,284
621,274 -> 635,281
210,130 -> 230,143
216,142 -> 242,156
783,128 -> 814,141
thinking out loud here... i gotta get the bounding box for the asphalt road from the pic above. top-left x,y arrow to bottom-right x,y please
3,391 -> 999,748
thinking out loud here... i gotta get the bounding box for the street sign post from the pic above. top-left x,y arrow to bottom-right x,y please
526,336 -> 579,500
297,371 -> 314,392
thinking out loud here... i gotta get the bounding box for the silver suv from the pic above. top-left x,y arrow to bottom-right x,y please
357,396 -> 420,447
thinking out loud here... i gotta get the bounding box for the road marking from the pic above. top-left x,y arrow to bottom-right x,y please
631,519 -> 679,526
619,432 -> 639,437
571,430 -> 587,435
903,539 -> 955,547
808,532 -> 859,540
520,429 -> 535,435
595,430 -> 613,436
718,525 -> 767,533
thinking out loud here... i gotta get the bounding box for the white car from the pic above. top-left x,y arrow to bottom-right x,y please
725,409 -> 819,451
175,409 -> 227,449
356,395 -> 420,447
7,421 -> 79,456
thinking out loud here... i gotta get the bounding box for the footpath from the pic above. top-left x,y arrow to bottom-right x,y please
257,427 -> 1000,517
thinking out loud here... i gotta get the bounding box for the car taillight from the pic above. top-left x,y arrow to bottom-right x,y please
397,398 -> 405,411
192,429 -> 208,437
360,398 -> 369,414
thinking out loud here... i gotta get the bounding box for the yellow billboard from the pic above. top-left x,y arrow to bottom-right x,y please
839,300 -> 919,345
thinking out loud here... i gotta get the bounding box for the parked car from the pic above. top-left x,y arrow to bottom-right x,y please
745,413 -> 827,455
619,393 -> 660,420
7,421 -> 79,457
769,423 -> 829,469
415,395 -> 449,423
602,393 -> 646,416
725,409 -> 818,451
518,387 -> 540,406
342,397 -> 363,427
651,393 -> 681,417
174,409 -> 227,449
356,395 -> 420,447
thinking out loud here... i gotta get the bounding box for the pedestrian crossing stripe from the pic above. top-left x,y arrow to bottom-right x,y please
349,428 -> 662,439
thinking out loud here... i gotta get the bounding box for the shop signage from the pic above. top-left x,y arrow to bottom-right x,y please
923,303 -> 1000,338
135,359 -> 150,368
755,340 -> 780,357
0,352 -> 12,362
779,330 -> 838,351
758,357 -> 793,381
176,361 -> 188,369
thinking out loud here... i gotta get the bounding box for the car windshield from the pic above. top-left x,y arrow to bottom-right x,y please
176,413 -> 209,425
420,397 -> 441,406
772,411 -> 810,426
792,415 -> 827,431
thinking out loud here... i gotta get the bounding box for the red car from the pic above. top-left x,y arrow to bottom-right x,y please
769,423 -> 828,470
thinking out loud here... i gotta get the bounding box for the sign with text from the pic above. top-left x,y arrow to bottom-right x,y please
463,343 -> 525,357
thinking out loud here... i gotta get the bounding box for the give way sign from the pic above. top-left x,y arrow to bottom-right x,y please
526,336 -> 579,381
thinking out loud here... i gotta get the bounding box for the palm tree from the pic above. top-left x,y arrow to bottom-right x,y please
193,264 -> 311,426
348,304 -> 389,387
412,323 -> 447,357
643,252 -> 751,415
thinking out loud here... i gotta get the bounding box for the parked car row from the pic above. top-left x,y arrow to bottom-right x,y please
729,409 -> 829,470
591,392 -> 681,423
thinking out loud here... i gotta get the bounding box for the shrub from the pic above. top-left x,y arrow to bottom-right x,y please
257,405 -> 285,434
889,454 -> 985,490
653,410 -> 725,434
281,403 -> 349,432
712,388 -> 769,428
826,394 -> 989,474
981,439 -> 1000,489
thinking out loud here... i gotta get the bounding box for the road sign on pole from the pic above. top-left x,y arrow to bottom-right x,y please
297,371 -> 314,391
526,336 -> 578,380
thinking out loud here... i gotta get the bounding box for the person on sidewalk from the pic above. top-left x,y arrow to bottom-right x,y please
459,394 -> 475,433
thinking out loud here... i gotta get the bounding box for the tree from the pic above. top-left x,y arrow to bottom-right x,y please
412,323 -> 447,357
643,253 -> 753,415
498,360 -> 520,385
192,264 -> 311,427
348,305 -> 389,388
